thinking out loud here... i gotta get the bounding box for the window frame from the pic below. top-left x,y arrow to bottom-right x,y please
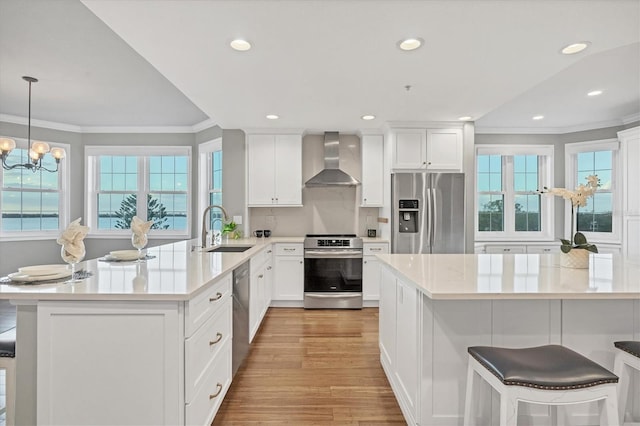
564,139 -> 621,245
0,137 -> 70,242
85,145 -> 191,239
475,144 -> 554,242
198,138 -> 223,240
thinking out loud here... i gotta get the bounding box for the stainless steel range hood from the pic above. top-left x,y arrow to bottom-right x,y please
305,131 -> 360,187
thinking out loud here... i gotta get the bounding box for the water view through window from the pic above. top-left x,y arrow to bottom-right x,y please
1,148 -> 60,231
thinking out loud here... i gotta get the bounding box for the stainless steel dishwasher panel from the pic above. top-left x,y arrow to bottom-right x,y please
232,260 -> 250,377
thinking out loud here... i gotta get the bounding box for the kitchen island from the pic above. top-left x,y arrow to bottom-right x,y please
376,253 -> 640,426
0,237 -> 302,426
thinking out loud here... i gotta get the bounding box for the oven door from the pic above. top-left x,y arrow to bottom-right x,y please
304,249 -> 363,293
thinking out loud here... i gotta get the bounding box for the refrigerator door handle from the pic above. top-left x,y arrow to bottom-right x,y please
424,179 -> 432,254
431,188 -> 437,248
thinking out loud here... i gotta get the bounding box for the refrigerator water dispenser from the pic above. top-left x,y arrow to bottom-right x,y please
398,199 -> 419,233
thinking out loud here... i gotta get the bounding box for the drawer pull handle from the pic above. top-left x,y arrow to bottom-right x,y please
370,248 -> 382,251
284,248 -> 295,251
209,383 -> 223,399
209,292 -> 223,302
209,332 -> 223,346
258,274 -> 264,278
267,250 -> 272,254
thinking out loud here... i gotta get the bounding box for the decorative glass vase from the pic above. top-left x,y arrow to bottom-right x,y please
131,233 -> 148,262
61,244 -> 86,282
560,248 -> 590,269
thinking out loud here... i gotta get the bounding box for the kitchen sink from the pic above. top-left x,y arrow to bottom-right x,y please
206,245 -> 253,253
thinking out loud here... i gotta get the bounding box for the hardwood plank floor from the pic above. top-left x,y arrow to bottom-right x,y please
212,308 -> 405,425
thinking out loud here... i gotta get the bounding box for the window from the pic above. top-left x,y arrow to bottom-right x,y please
0,139 -> 70,240
198,138 -> 223,237
86,146 -> 191,237
565,139 -> 620,244
476,145 -> 553,241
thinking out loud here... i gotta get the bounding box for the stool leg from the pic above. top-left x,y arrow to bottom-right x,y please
598,386 -> 620,426
464,360 -> 477,426
613,353 -> 629,423
5,359 -> 15,426
499,394 -> 518,426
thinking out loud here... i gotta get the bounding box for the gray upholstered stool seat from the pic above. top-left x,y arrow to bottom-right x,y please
468,344 -> 618,390
0,327 -> 16,358
614,340 -> 640,423
614,340 -> 640,358
464,344 -> 620,426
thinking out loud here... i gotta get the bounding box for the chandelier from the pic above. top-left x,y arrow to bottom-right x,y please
0,76 -> 65,173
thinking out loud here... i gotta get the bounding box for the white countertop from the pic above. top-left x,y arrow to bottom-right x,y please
377,253 -> 640,300
0,237 -> 304,301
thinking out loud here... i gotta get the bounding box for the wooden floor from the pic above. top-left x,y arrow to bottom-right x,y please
212,307 -> 405,425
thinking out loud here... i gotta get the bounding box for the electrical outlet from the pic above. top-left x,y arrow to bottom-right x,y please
265,215 -> 275,227
233,215 -> 242,224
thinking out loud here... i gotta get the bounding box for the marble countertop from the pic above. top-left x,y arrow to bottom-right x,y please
0,237 -> 304,301
377,253 -> 640,300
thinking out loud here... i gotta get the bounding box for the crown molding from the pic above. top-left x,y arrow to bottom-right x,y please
0,114 -> 217,134
475,117 -> 634,135
0,114 -> 83,133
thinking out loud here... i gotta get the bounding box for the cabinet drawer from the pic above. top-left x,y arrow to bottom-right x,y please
526,245 -> 560,254
185,340 -> 231,426
185,298 -> 232,402
485,246 -> 526,254
185,273 -> 232,337
275,243 -> 303,256
251,245 -> 273,274
364,243 -> 389,255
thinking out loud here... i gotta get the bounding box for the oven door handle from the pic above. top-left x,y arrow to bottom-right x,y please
305,293 -> 362,299
304,250 -> 363,259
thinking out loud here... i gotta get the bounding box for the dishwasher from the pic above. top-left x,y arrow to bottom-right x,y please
232,260 -> 250,377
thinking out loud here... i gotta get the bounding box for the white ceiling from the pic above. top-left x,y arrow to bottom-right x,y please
1,0 -> 639,133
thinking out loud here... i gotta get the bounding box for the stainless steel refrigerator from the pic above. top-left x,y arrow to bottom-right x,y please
391,173 -> 465,254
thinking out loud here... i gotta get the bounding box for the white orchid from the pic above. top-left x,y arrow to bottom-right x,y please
539,175 -> 600,253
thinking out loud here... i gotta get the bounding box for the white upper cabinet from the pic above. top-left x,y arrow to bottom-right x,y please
247,133 -> 302,206
392,129 -> 426,169
426,128 -> 463,171
361,134 -> 384,207
618,126 -> 640,259
392,127 -> 463,172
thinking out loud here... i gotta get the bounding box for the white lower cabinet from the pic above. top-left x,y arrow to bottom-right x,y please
272,243 -> 304,302
379,265 -> 420,425
36,273 -> 233,426
363,242 -> 389,302
250,245 -> 273,342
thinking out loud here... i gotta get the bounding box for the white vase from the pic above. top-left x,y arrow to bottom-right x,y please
560,248 -> 590,269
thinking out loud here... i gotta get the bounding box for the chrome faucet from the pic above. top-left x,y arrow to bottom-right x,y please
201,205 -> 229,248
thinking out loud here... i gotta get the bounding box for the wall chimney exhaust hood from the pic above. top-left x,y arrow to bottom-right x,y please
305,131 -> 360,187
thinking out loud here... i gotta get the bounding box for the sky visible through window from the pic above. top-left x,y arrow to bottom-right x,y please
576,150 -> 613,233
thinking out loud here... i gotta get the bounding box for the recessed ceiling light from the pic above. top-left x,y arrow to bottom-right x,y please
398,38 -> 423,51
561,42 -> 590,55
587,90 -> 603,97
458,116 -> 472,121
266,114 -> 279,120
230,39 -> 251,51
532,115 -> 545,120
361,115 -> 376,120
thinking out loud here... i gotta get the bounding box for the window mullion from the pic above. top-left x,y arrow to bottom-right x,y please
138,156 -> 147,221
503,156 -> 515,236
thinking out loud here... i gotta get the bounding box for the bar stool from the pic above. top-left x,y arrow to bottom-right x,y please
0,327 -> 15,426
614,341 -> 640,424
464,344 -> 619,426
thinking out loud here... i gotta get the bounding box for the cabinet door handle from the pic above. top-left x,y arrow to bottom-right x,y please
209,332 -> 223,346
299,260 -> 303,264
267,250 -> 272,253
209,292 -> 223,302
209,383 -> 223,399
259,274 -> 264,278
267,266 -> 272,270
364,260 -> 368,264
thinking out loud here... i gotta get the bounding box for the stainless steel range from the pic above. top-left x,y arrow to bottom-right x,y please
303,234 -> 363,309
